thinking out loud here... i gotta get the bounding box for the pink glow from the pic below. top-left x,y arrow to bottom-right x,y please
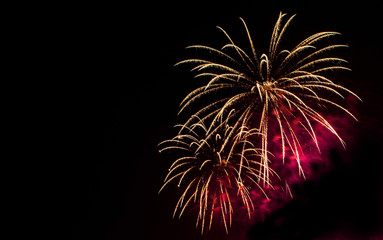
195,96 -> 359,239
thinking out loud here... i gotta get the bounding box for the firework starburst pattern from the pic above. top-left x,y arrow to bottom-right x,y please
159,12 -> 360,234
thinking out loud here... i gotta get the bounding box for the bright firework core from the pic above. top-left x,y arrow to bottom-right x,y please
158,12 -> 360,235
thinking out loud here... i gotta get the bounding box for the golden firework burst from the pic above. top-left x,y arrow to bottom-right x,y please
176,12 -> 360,181
159,12 -> 361,234
159,114 -> 276,233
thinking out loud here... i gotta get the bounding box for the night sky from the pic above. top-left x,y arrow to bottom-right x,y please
51,1 -> 383,239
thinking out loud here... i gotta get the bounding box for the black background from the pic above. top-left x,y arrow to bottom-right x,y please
29,1 -> 383,239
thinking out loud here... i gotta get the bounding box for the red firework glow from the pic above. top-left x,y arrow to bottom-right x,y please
159,108 -> 358,239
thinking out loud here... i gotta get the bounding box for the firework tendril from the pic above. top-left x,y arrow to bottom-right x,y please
159,12 -> 360,234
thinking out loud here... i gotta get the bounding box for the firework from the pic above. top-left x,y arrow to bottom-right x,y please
159,116 -> 276,233
176,12 -> 360,181
159,12 -> 360,234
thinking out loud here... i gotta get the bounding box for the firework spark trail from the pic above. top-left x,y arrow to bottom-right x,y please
159,12 -> 360,234
158,116 -> 275,233
175,12 -> 360,183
